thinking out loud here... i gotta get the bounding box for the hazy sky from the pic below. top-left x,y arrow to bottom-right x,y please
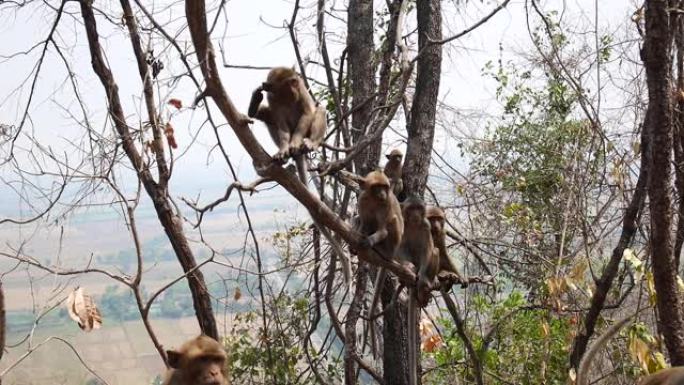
0,0 -> 638,221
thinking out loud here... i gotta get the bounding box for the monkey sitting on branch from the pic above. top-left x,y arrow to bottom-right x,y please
396,195 -> 439,385
426,206 -> 467,290
163,335 -> 230,385
247,67 -> 326,184
383,149 -> 404,198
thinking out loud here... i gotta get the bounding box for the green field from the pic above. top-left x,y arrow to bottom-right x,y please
1,316 -> 207,385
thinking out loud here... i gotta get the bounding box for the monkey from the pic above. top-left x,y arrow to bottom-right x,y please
426,206 -> 467,290
247,66 -> 326,185
355,170 -> 404,359
355,170 -> 404,258
163,335 -> 229,385
397,196 -> 439,385
398,197 -> 439,307
576,312 -> 684,385
246,67 -> 354,288
383,149 -> 404,197
638,368 -> 684,385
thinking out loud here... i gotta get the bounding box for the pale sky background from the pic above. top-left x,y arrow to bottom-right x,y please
0,0 -> 639,257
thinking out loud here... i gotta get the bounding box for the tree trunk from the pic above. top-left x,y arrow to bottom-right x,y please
345,1 -> 378,383
402,0 -> 442,199
387,1 -> 443,384
673,10 -> 684,270
348,0 -> 379,176
79,1 -> 217,340
643,0 -> 684,365
382,280 -> 410,385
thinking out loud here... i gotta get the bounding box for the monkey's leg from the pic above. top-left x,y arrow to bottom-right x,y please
291,112 -> 315,155
440,253 -> 466,289
365,227 -> 389,249
267,122 -> 291,162
302,106 -> 327,152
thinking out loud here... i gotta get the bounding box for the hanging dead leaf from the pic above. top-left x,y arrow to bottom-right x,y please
165,122 -> 178,149
233,287 -> 242,301
66,287 -> 102,332
167,98 -> 183,109
422,334 -> 443,353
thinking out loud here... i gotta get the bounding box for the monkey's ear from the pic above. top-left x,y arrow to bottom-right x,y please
167,350 -> 182,368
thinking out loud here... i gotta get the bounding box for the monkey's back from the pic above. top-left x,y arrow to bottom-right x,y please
639,368 -> 684,385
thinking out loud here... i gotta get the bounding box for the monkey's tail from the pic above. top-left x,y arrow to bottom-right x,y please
407,292 -> 418,385
295,154 -> 308,185
576,313 -> 636,385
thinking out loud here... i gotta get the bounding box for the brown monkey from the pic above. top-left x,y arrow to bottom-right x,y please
426,206 -> 466,290
383,149 -> 404,197
163,335 -> 229,385
247,67 -> 326,184
397,196 -> 439,385
639,368 -> 684,385
356,171 -> 404,358
399,197 -> 439,306
247,68 -> 350,287
576,312 -> 684,385
355,170 -> 403,258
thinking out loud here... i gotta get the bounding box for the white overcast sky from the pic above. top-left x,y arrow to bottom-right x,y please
0,0 -> 638,211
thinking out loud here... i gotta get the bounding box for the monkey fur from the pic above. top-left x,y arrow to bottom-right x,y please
247,66 -> 326,184
398,197 -> 439,307
355,170 -> 403,258
163,335 -> 229,385
383,149 -> 404,197
426,206 -> 467,290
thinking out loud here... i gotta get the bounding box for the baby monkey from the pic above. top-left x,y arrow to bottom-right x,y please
248,67 -> 326,182
383,149 -> 404,197
163,335 -> 229,385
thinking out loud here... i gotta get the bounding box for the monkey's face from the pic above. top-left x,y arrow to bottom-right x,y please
167,336 -> 229,385
403,204 -> 425,225
370,184 -> 389,201
386,154 -> 402,162
266,68 -> 300,100
186,354 -> 226,385
428,216 -> 444,233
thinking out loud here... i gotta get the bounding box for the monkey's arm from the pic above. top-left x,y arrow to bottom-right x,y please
438,243 -> 466,287
392,178 -> 404,197
365,227 -> 389,248
306,106 -> 327,148
290,111 -> 315,152
247,86 -> 271,122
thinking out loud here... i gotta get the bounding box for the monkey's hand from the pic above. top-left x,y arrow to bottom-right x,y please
238,113 -> 254,126
359,236 -> 372,249
247,87 -> 264,118
301,138 -> 316,153
272,148 -> 290,163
